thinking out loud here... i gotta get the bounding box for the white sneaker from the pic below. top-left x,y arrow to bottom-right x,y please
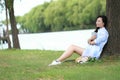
48,60 -> 61,66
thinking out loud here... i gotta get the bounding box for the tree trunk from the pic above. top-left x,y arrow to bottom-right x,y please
5,0 -> 20,49
5,1 -> 11,49
9,6 -> 20,49
104,0 -> 120,55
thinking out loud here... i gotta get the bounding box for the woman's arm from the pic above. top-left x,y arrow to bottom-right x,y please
94,32 -> 109,45
88,35 -> 96,45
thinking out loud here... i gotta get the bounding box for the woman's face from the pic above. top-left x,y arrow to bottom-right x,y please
96,17 -> 104,28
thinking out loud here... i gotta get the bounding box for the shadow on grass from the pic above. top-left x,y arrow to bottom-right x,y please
64,59 -> 75,63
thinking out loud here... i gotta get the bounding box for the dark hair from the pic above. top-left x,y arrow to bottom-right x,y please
94,15 -> 108,33
94,27 -> 100,32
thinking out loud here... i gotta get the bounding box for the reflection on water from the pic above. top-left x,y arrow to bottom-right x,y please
0,29 -> 94,50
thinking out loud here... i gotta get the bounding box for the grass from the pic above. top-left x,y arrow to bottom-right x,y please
0,49 -> 120,80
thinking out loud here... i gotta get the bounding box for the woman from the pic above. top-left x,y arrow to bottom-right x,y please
49,15 -> 109,66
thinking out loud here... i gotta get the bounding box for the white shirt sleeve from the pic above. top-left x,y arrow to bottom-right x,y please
94,29 -> 108,45
91,32 -> 97,36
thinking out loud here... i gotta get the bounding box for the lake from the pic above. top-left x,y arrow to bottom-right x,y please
0,29 -> 94,51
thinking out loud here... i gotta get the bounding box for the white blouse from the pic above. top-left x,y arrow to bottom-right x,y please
82,27 -> 109,59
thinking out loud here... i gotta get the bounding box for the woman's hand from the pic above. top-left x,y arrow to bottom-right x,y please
88,38 -> 95,45
89,41 -> 95,45
88,38 -> 92,44
88,35 -> 96,45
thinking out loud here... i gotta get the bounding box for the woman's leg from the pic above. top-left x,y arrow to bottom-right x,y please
57,44 -> 85,62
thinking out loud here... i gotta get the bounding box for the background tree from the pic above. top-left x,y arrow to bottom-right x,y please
5,0 -> 11,48
17,0 -> 106,33
0,0 -> 11,48
5,0 -> 20,49
104,0 -> 120,55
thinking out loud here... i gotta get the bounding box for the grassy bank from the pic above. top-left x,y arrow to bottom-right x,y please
0,50 -> 120,80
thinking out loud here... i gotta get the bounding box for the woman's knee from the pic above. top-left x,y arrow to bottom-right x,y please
68,44 -> 76,50
68,44 -> 84,54
69,44 -> 75,47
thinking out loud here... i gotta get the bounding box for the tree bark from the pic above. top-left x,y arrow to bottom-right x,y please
9,6 -> 20,49
104,0 -> 120,55
5,0 -> 20,49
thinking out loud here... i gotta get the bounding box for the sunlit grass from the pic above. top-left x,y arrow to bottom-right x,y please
0,49 -> 120,80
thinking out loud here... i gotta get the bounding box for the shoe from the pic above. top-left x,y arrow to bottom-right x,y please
75,56 -> 82,63
48,60 -> 61,66
79,56 -> 89,64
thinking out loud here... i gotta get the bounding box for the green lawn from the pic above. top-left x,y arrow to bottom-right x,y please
0,49 -> 120,80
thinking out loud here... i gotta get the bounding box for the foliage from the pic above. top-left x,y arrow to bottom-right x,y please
17,0 -> 106,33
18,2 -> 50,33
0,50 -> 120,80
